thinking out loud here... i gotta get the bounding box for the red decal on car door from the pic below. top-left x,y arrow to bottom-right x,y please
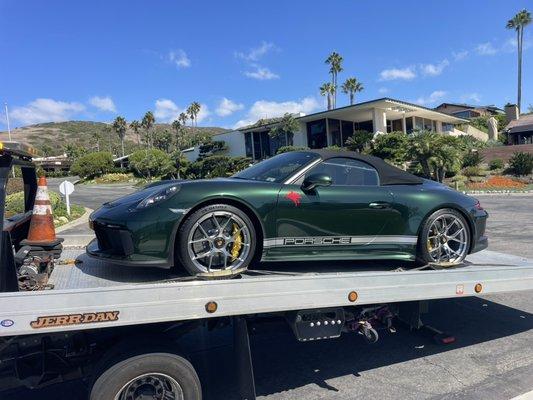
285,191 -> 302,206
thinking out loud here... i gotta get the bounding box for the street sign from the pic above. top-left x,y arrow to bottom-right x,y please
59,180 -> 75,216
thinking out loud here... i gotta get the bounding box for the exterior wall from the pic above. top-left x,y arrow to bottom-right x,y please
215,131 -> 247,157
292,122 -> 308,147
448,125 -> 488,142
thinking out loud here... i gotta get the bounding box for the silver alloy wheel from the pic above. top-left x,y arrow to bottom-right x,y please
115,372 -> 184,400
186,211 -> 251,273
426,213 -> 468,264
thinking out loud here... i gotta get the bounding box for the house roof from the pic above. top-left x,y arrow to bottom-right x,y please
506,114 -> 533,134
434,102 -> 504,113
237,97 -> 468,132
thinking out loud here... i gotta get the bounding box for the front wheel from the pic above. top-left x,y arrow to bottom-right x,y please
418,208 -> 470,265
177,204 -> 257,277
90,352 -> 201,400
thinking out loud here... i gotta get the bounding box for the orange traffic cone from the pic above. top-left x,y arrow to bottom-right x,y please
25,176 -> 58,244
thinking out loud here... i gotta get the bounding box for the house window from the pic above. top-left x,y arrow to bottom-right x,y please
406,117 -> 413,133
341,120 -> 354,145
252,132 -> 261,160
414,117 -> 424,130
354,120 -> 374,132
328,119 -> 342,147
391,119 -> 403,132
442,123 -> 454,132
306,119 -> 327,149
244,132 -> 253,158
260,131 -> 271,159
423,118 -> 433,131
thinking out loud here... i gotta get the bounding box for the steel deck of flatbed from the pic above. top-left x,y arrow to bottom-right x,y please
1,249 -> 533,337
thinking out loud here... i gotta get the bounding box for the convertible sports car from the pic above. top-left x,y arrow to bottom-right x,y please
87,150 -> 488,276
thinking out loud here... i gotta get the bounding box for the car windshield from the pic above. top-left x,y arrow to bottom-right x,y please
232,152 -> 319,183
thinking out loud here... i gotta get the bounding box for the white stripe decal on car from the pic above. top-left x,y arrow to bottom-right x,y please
263,236 -> 418,248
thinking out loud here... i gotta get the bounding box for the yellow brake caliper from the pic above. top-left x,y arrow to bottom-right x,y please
231,223 -> 243,261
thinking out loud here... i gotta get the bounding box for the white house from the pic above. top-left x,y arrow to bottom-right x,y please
198,97 -> 488,162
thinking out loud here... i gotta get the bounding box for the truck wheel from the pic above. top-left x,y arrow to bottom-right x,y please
177,204 -> 256,277
90,352 -> 201,400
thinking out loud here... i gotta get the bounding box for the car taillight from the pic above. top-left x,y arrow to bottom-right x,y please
474,200 -> 484,210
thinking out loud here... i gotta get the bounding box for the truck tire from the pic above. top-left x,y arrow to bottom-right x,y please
90,352 -> 201,400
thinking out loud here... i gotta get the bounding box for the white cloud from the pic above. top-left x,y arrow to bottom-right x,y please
452,50 -> 469,61
235,41 -> 276,62
378,87 -> 389,94
154,99 -> 210,123
89,96 -> 116,113
216,98 -> 244,117
420,59 -> 450,76
503,37 -> 532,52
379,67 -> 416,81
476,42 -> 498,56
166,49 -> 191,68
10,98 -> 85,125
244,65 -> 279,80
416,90 -> 447,106
233,97 -> 320,128
460,93 -> 481,104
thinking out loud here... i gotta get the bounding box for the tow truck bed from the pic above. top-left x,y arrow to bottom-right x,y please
2,249 -> 532,337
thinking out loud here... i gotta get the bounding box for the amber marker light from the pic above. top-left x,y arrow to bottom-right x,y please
205,301 -> 218,313
348,291 -> 358,302
474,283 -> 483,293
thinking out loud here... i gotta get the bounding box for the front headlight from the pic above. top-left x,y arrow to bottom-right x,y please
135,184 -> 181,209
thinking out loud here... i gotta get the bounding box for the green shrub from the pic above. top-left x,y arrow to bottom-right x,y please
489,158 -> 504,170
5,191 -> 84,225
370,131 -> 408,164
129,149 -> 175,179
509,152 -> 533,176
70,151 -> 114,179
462,151 -> 485,168
463,165 -> 484,177
186,155 -> 252,179
94,173 -> 135,184
276,146 -> 309,154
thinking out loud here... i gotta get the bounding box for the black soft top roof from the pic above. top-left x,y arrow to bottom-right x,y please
305,149 -> 423,186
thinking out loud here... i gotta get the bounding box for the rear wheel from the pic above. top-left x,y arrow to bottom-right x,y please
418,208 -> 470,265
177,204 -> 257,277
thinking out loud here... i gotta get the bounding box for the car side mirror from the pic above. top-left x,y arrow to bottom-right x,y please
301,173 -> 332,191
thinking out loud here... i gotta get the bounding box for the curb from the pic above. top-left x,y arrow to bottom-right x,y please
56,207 -> 93,233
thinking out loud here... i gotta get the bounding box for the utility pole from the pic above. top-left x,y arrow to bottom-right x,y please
4,102 -> 12,141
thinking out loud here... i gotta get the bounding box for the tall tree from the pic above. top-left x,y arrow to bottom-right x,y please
187,102 -> 201,127
130,120 -> 141,144
178,112 -> 188,127
319,82 -> 336,110
269,113 -> 299,146
506,9 -> 532,111
341,77 -> 364,105
112,116 -> 127,159
141,111 -> 155,148
325,52 -> 343,108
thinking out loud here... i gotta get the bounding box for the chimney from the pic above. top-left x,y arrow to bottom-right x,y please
504,103 -> 519,123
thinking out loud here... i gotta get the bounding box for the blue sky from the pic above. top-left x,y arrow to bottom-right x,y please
1,0 -> 532,130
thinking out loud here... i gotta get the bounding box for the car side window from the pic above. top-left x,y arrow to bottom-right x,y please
305,157 -> 380,186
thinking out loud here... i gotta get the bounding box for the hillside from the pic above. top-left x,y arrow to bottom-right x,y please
0,121 -> 229,155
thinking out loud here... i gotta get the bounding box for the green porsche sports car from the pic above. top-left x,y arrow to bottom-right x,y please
87,150 -> 488,276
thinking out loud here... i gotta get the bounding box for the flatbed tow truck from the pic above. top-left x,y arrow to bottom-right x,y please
1,142 -> 533,400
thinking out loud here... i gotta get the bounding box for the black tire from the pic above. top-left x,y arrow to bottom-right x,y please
177,204 -> 257,277
90,352 -> 201,400
417,208 -> 471,265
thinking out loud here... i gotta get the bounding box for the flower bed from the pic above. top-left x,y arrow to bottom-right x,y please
466,176 -> 528,191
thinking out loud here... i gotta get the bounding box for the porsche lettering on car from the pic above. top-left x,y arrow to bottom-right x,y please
87,150 -> 488,277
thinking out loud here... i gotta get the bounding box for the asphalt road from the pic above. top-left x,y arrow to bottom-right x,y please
8,188 -> 532,400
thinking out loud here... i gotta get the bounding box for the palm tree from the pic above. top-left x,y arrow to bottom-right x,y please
178,112 -> 188,127
506,9 -> 532,111
130,120 -> 141,144
325,52 -> 343,108
112,116 -> 127,159
319,82 -> 336,110
341,77 -> 364,105
187,102 -> 201,127
141,111 -> 155,148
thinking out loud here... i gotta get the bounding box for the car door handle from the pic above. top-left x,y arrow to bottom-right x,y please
369,202 -> 391,209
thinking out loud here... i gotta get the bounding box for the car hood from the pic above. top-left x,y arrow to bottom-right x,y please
103,181 -> 181,208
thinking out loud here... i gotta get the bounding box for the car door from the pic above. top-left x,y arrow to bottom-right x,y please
267,157 -> 401,259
